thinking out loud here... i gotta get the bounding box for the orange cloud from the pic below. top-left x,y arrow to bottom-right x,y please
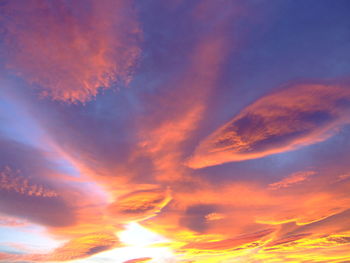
108,188 -> 171,222
135,28 -> 231,184
265,233 -> 311,247
0,233 -> 118,262
40,232 -> 118,261
182,228 -> 274,251
2,0 -> 140,102
269,170 -> 316,190
140,173 -> 350,259
187,84 -> 350,168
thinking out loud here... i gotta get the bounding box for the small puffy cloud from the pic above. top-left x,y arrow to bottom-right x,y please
0,166 -> 58,198
187,84 -> 350,168
1,0 -> 141,103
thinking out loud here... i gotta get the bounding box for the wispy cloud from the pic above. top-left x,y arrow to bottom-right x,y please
269,171 -> 316,190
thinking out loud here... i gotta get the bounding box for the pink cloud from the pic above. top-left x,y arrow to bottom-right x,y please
2,0 -> 141,102
269,171 -> 316,190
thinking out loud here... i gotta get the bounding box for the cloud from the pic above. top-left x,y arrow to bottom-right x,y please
40,233 -> 118,261
0,166 -> 58,197
187,84 -> 350,168
0,215 -> 27,227
0,233 -> 118,262
266,233 -> 310,247
269,171 -> 315,190
136,32 -> 230,182
0,139 -> 77,227
2,2 -> 350,262
1,0 -> 140,103
336,173 -> 350,182
182,228 -> 274,251
108,188 -> 171,222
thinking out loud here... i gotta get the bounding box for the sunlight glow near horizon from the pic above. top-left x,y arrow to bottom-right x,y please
70,223 -> 176,263
118,222 -> 169,246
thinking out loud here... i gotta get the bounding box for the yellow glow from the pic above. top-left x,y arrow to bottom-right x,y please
118,222 -> 169,246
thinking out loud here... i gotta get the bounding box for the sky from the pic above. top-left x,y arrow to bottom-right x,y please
1,0 -> 350,262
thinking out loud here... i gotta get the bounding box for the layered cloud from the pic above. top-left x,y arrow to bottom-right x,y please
108,188 -> 171,222
187,84 -> 350,168
182,228 -> 274,251
1,0 -> 140,102
34,233 -> 118,261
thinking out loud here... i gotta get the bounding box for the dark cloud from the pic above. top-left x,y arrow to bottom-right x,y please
180,204 -> 218,233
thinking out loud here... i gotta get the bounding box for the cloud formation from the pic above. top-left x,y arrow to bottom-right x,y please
0,166 -> 57,197
183,228 -> 274,251
269,170 -> 315,190
1,1 -> 350,263
108,188 -> 171,222
1,0 -> 140,102
187,84 -> 350,168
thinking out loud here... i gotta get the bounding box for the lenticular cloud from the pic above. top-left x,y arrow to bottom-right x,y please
187,84 -> 350,168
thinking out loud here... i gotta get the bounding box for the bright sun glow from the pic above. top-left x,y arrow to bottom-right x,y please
118,222 -> 169,246
71,223 -> 176,263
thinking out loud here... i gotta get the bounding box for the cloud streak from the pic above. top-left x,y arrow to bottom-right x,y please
269,171 -> 316,190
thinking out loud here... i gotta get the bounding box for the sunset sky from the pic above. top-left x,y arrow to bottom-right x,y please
1,1 -> 350,262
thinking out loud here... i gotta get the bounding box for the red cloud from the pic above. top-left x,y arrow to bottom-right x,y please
2,0 -> 140,102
